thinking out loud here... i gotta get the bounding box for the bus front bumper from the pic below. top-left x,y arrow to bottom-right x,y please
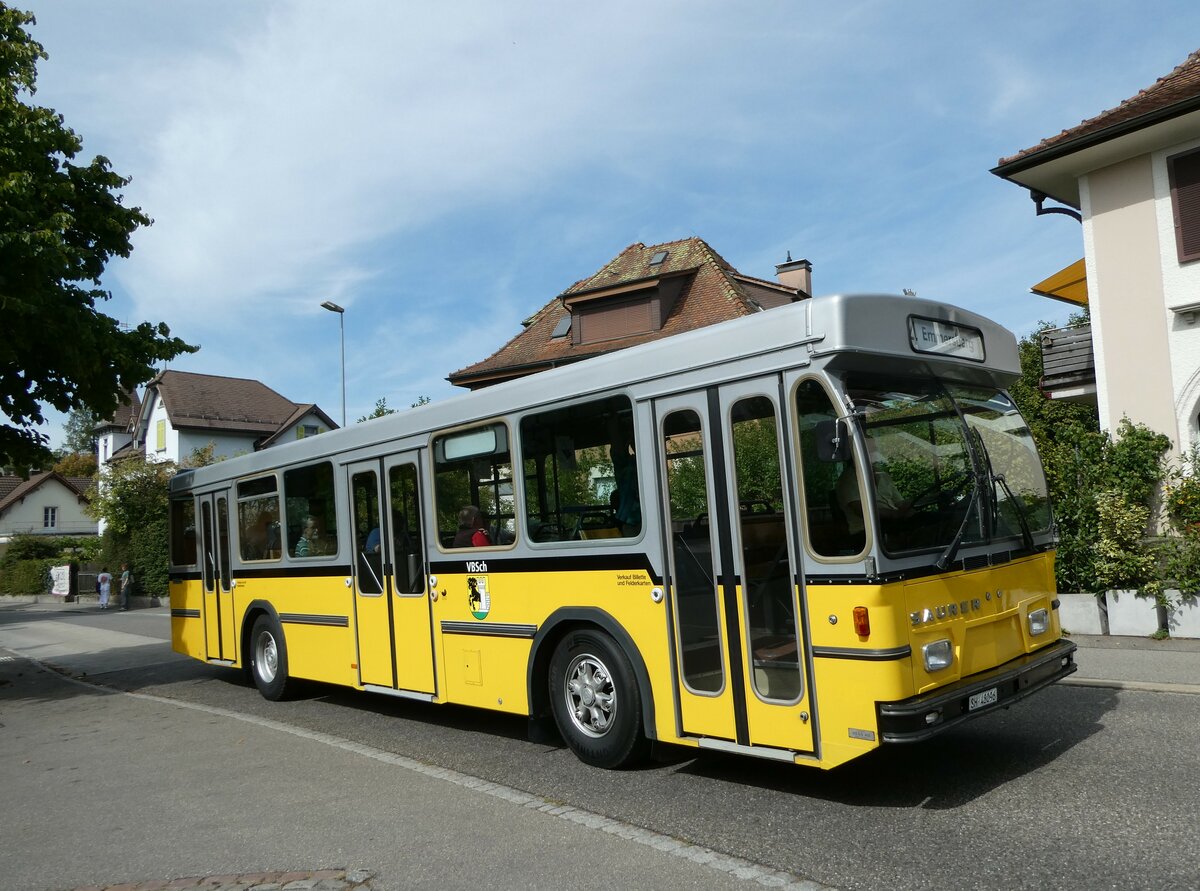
876,638 -> 1077,743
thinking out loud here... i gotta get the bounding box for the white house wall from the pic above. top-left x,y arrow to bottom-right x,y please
177,430 -> 258,462
1153,135 -> 1200,452
144,392 -> 178,464
1080,154 -> 1179,453
278,412 -> 331,444
0,480 -> 97,540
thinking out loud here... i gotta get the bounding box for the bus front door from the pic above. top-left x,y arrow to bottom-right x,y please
349,456 -> 436,696
198,492 -> 236,662
656,380 -> 814,757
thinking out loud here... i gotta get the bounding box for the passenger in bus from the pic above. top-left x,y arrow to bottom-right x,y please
453,505 -> 492,548
610,424 -> 641,536
294,514 -> 329,556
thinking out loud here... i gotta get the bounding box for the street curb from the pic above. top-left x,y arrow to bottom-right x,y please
1061,677 -> 1200,695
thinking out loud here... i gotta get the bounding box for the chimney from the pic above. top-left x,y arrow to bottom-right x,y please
775,255 -> 812,297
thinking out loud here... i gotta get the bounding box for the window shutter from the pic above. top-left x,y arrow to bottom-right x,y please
1169,148 -> 1200,263
577,297 -> 655,345
156,419 -> 166,451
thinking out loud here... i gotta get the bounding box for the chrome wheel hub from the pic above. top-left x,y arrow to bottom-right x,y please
256,631 -> 278,683
564,653 -> 615,738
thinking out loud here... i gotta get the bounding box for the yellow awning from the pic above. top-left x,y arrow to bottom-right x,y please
1031,258 -> 1088,306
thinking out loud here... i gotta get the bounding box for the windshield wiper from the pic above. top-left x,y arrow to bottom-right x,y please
992,472 -> 1035,552
967,426 -> 1036,552
934,484 -> 980,571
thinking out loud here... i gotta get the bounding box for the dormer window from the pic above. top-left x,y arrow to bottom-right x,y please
565,272 -> 690,347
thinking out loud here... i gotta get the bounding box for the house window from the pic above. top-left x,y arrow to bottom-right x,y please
1168,148 -> 1200,263
296,425 -> 321,440
155,419 -> 167,451
43,506 -> 57,529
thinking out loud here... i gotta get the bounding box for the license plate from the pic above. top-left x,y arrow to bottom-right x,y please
968,687 -> 998,711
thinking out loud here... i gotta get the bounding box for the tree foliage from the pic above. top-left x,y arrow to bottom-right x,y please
1008,320 -> 1177,594
357,397 -> 397,423
51,449 -> 96,478
0,5 -> 196,471
86,454 -> 176,598
62,406 -> 102,454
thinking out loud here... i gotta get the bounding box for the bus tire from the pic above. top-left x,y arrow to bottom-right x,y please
549,629 -> 647,769
249,614 -> 291,701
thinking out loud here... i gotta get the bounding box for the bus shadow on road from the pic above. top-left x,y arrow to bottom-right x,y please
671,684 -> 1117,809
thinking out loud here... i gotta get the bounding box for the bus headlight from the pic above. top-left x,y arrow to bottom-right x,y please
1028,608 -> 1049,636
923,639 -> 953,672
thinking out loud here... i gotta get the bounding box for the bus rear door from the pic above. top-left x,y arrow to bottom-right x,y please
348,454 -> 436,696
198,492 -> 236,662
656,377 -> 814,758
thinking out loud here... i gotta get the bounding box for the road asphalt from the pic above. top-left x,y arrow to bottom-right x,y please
1,598 -> 1197,891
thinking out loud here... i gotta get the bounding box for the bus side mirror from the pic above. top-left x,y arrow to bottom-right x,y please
815,419 -> 852,463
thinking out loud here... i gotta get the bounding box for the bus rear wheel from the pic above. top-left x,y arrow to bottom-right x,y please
250,614 -> 291,701
549,629 -> 647,769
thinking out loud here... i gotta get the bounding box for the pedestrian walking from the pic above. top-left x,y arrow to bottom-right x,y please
97,568 -> 112,610
119,563 -> 133,611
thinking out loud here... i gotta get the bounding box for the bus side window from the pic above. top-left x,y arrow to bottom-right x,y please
519,395 -> 639,543
796,380 -> 864,557
236,475 -> 281,562
284,462 -> 339,558
433,423 -> 516,549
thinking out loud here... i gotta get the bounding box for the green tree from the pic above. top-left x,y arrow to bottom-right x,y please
0,5 -> 196,472
51,449 -> 96,478
87,455 -> 176,597
357,397 -> 397,423
62,406 -> 102,454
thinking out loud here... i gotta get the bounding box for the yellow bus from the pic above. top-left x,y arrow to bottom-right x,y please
168,293 -> 1075,769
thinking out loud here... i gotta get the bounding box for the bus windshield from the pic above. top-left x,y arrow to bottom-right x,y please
842,375 -> 1051,557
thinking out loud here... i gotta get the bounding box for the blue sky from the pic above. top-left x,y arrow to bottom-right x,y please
18,1 -> 1200,449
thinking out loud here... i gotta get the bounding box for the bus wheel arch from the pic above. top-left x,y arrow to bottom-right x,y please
243,601 -> 291,701
528,609 -> 656,767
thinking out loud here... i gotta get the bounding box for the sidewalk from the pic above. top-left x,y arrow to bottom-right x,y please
1065,632 -> 1200,694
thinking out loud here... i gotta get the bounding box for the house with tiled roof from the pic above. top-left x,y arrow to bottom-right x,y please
0,471 -> 96,550
95,389 -> 140,468
449,237 -> 811,389
993,48 -> 1200,453
131,370 -> 339,465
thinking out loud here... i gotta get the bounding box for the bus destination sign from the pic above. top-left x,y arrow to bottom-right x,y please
908,316 -> 985,361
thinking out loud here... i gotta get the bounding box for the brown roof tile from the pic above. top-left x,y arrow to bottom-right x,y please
0,472 -> 90,516
93,389 -> 141,432
151,370 -> 304,435
999,48 -> 1200,167
449,237 -> 801,387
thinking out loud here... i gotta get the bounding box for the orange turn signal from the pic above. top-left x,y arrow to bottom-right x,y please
852,606 -> 870,637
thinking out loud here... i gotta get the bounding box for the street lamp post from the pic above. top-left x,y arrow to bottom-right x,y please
320,300 -> 346,427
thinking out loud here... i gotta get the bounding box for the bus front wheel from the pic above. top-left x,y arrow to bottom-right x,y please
549,630 -> 647,769
250,614 -> 291,701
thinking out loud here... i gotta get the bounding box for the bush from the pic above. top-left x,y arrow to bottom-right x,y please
128,514 -> 169,598
0,557 -> 55,596
1,534 -> 61,564
1037,419 -> 1170,594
